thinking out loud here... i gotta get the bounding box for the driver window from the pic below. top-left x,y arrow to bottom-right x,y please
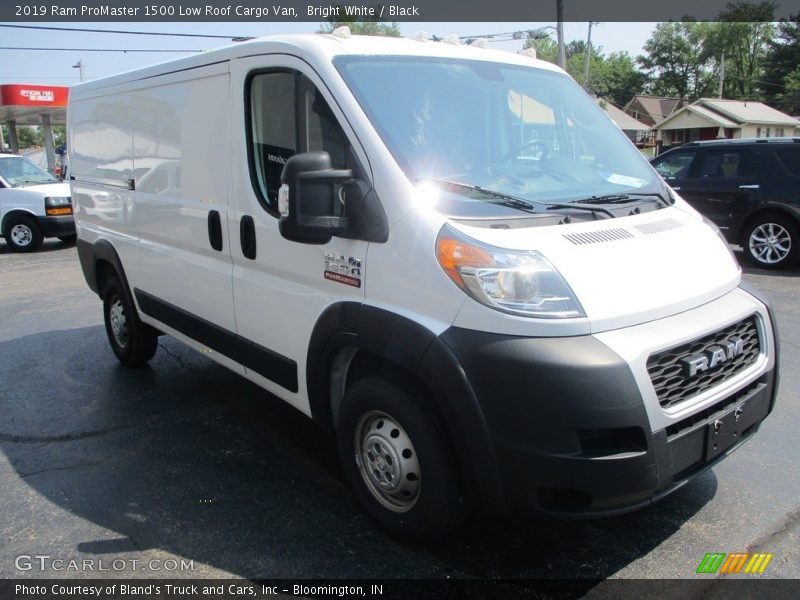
249,70 -> 351,213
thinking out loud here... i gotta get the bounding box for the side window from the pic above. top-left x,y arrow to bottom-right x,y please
653,151 -> 696,181
249,72 -> 296,210
775,147 -> 800,176
248,70 -> 351,213
694,151 -> 750,179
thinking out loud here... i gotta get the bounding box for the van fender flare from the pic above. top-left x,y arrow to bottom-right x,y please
307,302 -> 508,513
76,237 -> 131,299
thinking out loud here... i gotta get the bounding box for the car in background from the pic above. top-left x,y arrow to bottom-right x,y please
0,153 -> 74,252
651,138 -> 800,269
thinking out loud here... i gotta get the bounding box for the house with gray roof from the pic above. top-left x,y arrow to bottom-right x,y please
652,98 -> 800,151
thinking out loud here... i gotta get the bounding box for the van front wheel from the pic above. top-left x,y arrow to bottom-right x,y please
337,376 -> 466,541
102,275 -> 158,366
5,215 -> 43,252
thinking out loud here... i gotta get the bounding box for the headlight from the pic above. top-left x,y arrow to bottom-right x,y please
44,196 -> 72,216
435,225 -> 585,318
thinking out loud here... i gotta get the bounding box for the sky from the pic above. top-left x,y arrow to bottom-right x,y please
0,21 -> 658,85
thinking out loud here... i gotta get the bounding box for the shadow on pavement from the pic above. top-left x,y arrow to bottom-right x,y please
0,326 -> 717,580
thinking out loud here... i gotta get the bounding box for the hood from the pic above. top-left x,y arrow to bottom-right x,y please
16,182 -> 71,197
451,204 -> 741,333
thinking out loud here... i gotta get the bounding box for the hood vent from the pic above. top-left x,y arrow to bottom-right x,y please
635,218 -> 682,235
564,228 -> 634,245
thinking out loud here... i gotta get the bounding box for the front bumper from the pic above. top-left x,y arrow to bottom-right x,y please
37,215 -> 75,238
439,286 -> 778,517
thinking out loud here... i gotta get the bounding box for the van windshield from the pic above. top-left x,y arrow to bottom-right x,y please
335,56 -> 661,210
0,156 -> 57,187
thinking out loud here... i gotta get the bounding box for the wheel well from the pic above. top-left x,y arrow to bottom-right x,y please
94,259 -> 117,300
329,347 -> 446,434
1,209 -> 38,236
739,208 -> 800,245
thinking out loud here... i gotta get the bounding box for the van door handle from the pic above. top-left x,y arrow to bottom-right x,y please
739,184 -> 760,189
207,210 -> 223,251
240,215 -> 256,260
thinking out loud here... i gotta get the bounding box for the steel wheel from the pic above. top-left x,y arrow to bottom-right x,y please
10,223 -> 34,247
108,297 -> 128,348
354,410 -> 421,513
748,221 -> 792,265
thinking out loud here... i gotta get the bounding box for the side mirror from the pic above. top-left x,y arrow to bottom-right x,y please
278,152 -> 360,244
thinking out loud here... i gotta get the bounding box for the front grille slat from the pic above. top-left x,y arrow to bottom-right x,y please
647,317 -> 761,409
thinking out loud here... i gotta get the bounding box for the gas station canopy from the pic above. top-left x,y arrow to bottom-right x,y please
1,84 -> 69,173
0,84 -> 68,125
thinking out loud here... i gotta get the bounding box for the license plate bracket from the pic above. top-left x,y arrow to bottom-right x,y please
705,403 -> 747,461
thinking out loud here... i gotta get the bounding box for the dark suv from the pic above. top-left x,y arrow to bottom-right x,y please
651,138 -> 800,269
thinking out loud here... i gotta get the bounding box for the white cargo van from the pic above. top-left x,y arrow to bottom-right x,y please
0,153 -> 74,251
69,32 -> 779,540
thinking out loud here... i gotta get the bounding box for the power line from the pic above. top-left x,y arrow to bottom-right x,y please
0,47 -> 202,53
0,23 -> 250,41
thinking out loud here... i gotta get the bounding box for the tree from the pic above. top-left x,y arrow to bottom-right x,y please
318,20 -> 401,37
763,15 -> 800,110
637,21 -> 717,100
775,66 -> 800,114
707,2 -> 775,99
523,36 -> 558,63
0,124 -> 64,151
525,36 -> 647,106
599,52 -> 650,107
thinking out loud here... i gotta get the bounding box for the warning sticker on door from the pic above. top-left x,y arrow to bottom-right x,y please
324,252 -> 362,288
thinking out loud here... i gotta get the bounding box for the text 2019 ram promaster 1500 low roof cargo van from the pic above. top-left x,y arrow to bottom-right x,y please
68,30 -> 779,540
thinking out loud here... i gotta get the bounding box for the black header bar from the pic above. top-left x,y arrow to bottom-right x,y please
3,0 -> 800,23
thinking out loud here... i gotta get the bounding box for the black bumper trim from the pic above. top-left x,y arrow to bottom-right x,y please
37,215 -> 75,237
438,325 -> 777,517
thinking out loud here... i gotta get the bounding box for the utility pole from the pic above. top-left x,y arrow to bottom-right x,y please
583,22 -> 595,90
72,59 -> 85,82
718,51 -> 725,98
556,0 -> 566,69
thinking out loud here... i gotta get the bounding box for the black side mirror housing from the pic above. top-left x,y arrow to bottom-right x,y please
278,152 -> 360,244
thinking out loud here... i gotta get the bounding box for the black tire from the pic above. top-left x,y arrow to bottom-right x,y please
58,234 -> 77,244
102,274 -> 158,366
337,375 -> 467,541
742,214 -> 799,270
4,214 -> 43,252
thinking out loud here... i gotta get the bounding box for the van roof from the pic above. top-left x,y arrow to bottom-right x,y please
70,32 -> 563,97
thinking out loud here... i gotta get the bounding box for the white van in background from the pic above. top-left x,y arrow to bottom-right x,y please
69,32 -> 779,540
0,153 -> 74,251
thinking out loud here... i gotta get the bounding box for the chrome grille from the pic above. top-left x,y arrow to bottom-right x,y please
647,317 -> 761,409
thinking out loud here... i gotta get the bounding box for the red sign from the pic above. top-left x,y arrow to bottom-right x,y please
0,84 -> 69,107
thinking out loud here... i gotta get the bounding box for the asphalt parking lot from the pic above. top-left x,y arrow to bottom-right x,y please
0,239 -> 798,583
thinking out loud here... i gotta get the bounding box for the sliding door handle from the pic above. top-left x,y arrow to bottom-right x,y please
738,184 -> 760,189
207,210 -> 223,251
240,215 -> 256,260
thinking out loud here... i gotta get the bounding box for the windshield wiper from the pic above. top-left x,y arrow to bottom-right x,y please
14,178 -> 52,186
421,179 -> 540,214
574,192 -> 671,208
422,178 -> 619,219
544,203 -> 615,219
